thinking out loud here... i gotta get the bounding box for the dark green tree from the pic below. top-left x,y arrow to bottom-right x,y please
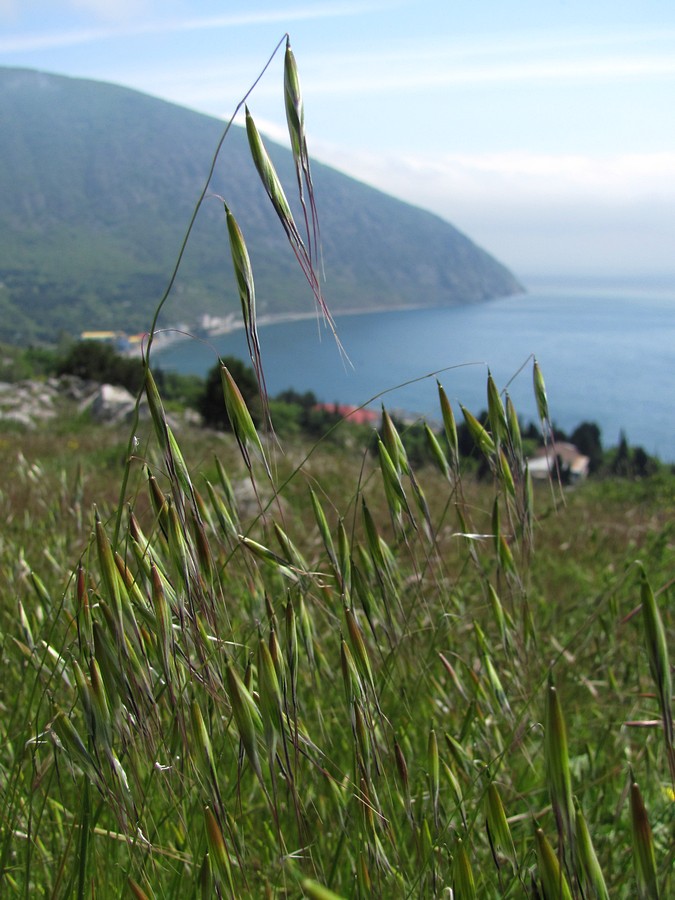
57,340 -> 144,393
570,421 -> 603,473
631,446 -> 657,478
611,431 -> 631,477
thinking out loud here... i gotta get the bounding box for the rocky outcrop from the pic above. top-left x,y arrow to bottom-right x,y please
0,376 -> 198,429
0,378 -> 63,428
0,377 -> 143,428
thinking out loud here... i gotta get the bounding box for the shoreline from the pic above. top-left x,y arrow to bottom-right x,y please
148,293 -> 525,356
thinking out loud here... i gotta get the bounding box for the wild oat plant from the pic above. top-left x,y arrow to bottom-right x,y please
1,38 -> 673,898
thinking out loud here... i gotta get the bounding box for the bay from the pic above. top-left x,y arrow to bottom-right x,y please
155,278 -> 675,461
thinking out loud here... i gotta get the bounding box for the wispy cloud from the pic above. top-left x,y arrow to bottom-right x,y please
299,42 -> 675,96
0,1 -> 389,53
315,146 -> 675,208
307,145 -> 675,274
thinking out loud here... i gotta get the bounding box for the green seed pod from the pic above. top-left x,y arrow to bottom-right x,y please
285,599 -> 299,702
190,700 -> 216,789
245,107 -> 298,241
18,600 -> 34,652
225,659 -> 263,785
257,636 -> 282,740
72,659 -> 94,743
76,564 -> 94,655
377,437 -> 408,521
300,878 -> 346,900
362,498 -> 386,574
268,627 -> 287,697
151,564 -> 173,684
425,423 -> 451,480
505,392 -> 523,462
454,837 -> 477,899
381,407 -> 408,475
50,709 -> 100,783
533,358 -> 549,423
638,565 -> 673,764
273,521 -> 308,572
220,365 -> 270,478
88,657 -> 113,754
353,698 -> 371,774
144,367 -> 169,453
394,737 -> 410,796
487,370 -> 509,445
225,204 -> 256,332
574,799 -> 609,900
205,480 -> 237,539
460,404 -> 495,460
166,424 -> 196,504
204,807 -> 235,897
428,727 -> 440,825
95,511 -> 125,637
545,679 -> 574,852
485,780 -> 517,873
284,38 -> 305,160
630,778 -> 659,899
340,639 -> 362,706
535,826 -> 573,900
437,381 -> 459,470
337,518 -> 352,597
127,877 -> 151,900
497,448 -> 516,498
309,486 -> 338,571
345,606 -> 376,697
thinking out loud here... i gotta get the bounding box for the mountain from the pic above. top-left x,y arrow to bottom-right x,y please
0,66 -> 523,345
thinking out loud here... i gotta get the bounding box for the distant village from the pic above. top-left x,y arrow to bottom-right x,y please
80,312 -> 274,356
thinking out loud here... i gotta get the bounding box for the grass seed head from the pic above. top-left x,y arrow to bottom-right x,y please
574,799 -> 610,900
454,837 -> 477,899
638,565 -> 673,766
225,659 -> 264,785
220,365 -> 270,478
487,370 -> 509,445
300,878 -> 346,900
460,404 -> 495,460
505,392 -> 523,462
437,381 -> 459,468
545,679 -> 575,852
535,826 -> 573,900
425,422 -> 452,481
629,778 -> 659,899
485,781 -> 517,873
533,358 -> 550,423
204,806 -> 235,897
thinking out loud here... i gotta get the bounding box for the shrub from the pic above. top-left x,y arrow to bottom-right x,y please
57,339 -> 144,392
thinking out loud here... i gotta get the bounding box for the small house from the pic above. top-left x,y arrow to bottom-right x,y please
528,441 -> 590,483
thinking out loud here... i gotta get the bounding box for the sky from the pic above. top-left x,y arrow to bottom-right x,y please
1,0 -> 675,281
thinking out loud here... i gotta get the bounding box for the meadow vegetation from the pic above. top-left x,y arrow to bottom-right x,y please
0,37 -> 672,898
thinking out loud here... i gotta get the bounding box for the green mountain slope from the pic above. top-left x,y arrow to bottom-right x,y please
0,66 -> 523,344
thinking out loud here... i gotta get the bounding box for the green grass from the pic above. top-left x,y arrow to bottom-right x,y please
1,38 -> 673,898
0,406 -> 672,897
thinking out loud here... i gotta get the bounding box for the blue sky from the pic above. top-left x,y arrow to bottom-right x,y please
1,0 -> 675,279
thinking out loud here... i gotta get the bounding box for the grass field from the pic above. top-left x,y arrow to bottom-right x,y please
0,386 -> 672,897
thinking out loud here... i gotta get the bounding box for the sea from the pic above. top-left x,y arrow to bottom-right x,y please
154,276 -> 675,462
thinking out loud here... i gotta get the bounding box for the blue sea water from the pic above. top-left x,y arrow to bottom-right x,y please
155,278 -> 675,461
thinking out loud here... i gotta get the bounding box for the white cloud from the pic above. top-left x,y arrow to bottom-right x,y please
299,52 -> 675,97
0,1 -> 389,52
306,144 -> 675,275
69,0 -> 149,18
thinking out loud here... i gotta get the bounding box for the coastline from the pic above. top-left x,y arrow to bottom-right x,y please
149,292 -> 526,357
